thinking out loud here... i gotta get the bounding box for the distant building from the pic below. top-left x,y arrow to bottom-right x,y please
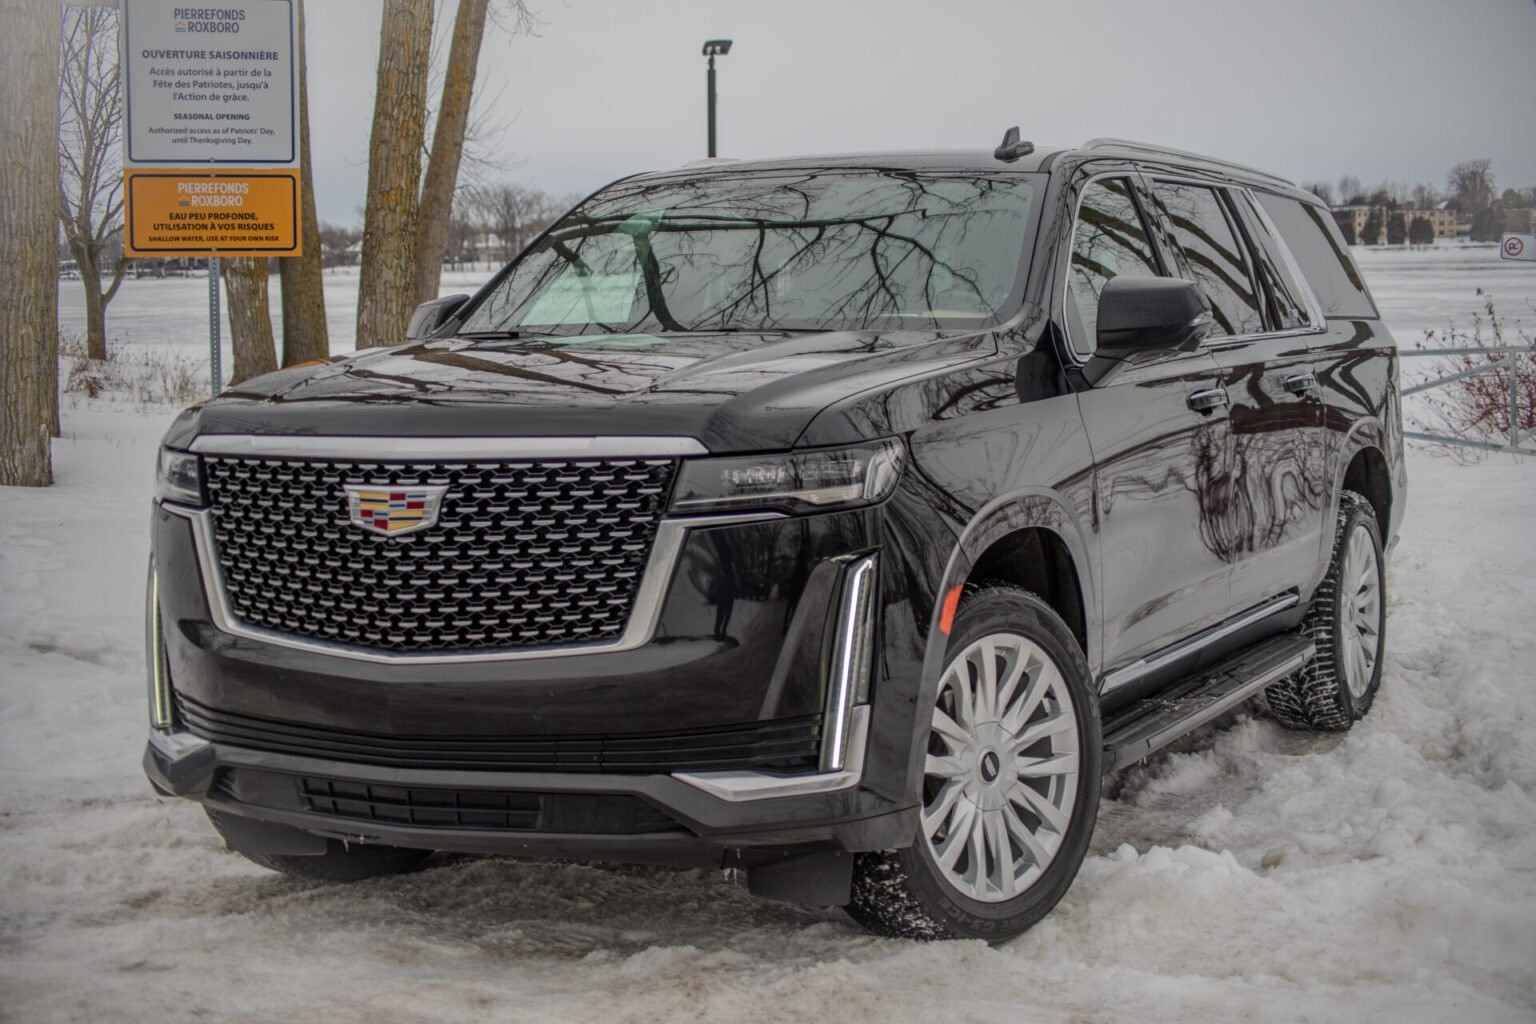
1332,204 -> 1459,242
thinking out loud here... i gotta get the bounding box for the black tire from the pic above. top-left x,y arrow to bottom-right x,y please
1264,490 -> 1386,731
846,585 -> 1101,942
207,808 -> 433,883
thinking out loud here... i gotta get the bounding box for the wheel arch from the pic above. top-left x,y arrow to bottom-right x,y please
913,490 -> 1098,796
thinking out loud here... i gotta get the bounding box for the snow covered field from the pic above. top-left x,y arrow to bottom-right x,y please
4,248 -> 1533,1022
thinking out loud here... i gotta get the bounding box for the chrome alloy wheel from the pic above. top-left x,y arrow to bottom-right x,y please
922,632 -> 1080,903
1339,523 -> 1382,700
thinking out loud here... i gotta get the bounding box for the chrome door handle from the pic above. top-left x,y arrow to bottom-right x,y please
1283,372 -> 1319,396
1187,387 -> 1230,413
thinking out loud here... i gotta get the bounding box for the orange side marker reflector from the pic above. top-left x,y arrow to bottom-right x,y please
939,585 -> 964,635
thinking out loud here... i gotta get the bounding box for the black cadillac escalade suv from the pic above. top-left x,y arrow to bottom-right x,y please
145,133 -> 1404,941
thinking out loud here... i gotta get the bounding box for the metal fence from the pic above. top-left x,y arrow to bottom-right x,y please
1400,345 -> 1535,456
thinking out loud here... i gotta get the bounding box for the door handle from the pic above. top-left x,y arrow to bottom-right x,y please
1187,387 -> 1230,413
1283,372 -> 1319,396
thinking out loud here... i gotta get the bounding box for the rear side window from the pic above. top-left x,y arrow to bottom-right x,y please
1254,193 -> 1378,319
1229,190 -> 1313,331
1147,182 -> 1264,338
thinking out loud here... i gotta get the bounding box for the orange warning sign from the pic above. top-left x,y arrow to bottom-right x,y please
124,169 -> 301,257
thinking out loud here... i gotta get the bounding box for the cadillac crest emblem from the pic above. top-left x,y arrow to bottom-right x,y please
343,483 -> 449,537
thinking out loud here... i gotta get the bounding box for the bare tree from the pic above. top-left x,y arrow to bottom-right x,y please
0,0 -> 59,485
472,181 -> 564,260
1410,182 -> 1440,210
57,5 -> 128,363
223,257 -> 279,385
356,0 -> 433,349
1336,175 -> 1364,205
1302,181 -> 1334,206
412,0 -> 490,307
1446,159 -> 1494,213
277,0 -> 328,366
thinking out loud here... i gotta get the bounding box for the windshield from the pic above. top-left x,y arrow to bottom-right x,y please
460,170 -> 1037,336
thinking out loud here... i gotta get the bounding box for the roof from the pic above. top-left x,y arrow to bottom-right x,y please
644,137 -> 1298,191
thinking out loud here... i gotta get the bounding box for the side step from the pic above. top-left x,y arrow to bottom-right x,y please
1101,633 -> 1315,773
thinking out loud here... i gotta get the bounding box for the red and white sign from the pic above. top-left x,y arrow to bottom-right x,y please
1502,233 -> 1534,262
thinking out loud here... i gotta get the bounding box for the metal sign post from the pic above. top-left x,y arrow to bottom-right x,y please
208,256 -> 221,394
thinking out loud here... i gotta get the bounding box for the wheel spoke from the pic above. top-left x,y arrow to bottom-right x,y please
1001,657 -> 1058,734
925,753 -> 969,780
1010,781 -> 1069,834
975,639 -> 1000,723
994,646 -> 1030,720
921,779 -> 966,836
1010,708 -> 1075,753
986,811 -> 1015,898
1017,751 -> 1079,778
1001,800 -> 1052,869
929,706 -> 970,750
935,799 -> 977,871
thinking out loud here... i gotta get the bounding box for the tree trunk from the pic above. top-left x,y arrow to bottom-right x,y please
357,0 -> 432,350
75,246 -> 108,360
278,0 -> 328,366
222,257 -> 278,386
412,0 -> 488,309
0,0 -> 58,486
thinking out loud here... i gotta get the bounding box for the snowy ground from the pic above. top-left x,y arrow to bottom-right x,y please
3,248 -> 1533,1022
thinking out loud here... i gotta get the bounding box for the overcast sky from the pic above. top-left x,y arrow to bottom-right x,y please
304,0 -> 1536,226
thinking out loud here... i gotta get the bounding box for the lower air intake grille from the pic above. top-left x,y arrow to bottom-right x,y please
177,694 -> 823,775
299,779 -> 681,834
201,454 -> 677,653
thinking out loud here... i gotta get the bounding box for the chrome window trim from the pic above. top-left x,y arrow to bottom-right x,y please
1101,590 -> 1299,692
188,434 -> 710,459
160,500 -> 782,665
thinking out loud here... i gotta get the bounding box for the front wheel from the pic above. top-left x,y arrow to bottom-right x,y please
846,586 -> 1101,942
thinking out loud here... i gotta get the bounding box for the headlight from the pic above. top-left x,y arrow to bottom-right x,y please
156,449 -> 204,507
671,439 -> 904,515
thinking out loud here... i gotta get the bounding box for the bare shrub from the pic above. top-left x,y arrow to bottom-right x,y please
1408,290 -> 1536,460
59,332 -> 207,408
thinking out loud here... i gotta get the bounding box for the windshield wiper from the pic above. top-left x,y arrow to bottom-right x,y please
455,329 -> 523,340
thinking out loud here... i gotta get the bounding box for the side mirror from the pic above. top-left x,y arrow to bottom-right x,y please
406,294 -> 470,341
1083,277 -> 1211,385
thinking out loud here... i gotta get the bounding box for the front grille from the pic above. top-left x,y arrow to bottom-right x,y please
202,454 -> 677,652
177,693 -> 824,775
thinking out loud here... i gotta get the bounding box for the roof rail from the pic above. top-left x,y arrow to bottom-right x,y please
1079,137 -> 1294,188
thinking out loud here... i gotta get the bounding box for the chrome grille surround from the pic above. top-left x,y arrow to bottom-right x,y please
202,454 -> 678,653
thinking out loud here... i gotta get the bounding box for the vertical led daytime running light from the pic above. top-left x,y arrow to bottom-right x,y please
822,554 -> 877,773
147,566 -> 174,731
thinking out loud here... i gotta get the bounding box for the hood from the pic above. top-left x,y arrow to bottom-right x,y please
165,329 -> 994,453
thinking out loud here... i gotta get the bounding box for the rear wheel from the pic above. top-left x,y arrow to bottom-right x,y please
846,586 -> 1101,942
1265,490 -> 1386,731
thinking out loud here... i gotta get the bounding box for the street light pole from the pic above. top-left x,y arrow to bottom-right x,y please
702,39 -> 732,158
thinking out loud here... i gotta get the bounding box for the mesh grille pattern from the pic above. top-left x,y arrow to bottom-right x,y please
298,779 -> 682,833
203,454 -> 677,652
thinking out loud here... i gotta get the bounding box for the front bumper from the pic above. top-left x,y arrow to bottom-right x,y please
146,487 -> 936,864
144,704 -> 904,867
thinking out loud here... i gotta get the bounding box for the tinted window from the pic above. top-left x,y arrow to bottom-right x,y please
462,171 -> 1037,335
1148,182 -> 1264,337
1067,178 -> 1161,353
1254,193 -> 1378,319
1229,190 -> 1312,330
